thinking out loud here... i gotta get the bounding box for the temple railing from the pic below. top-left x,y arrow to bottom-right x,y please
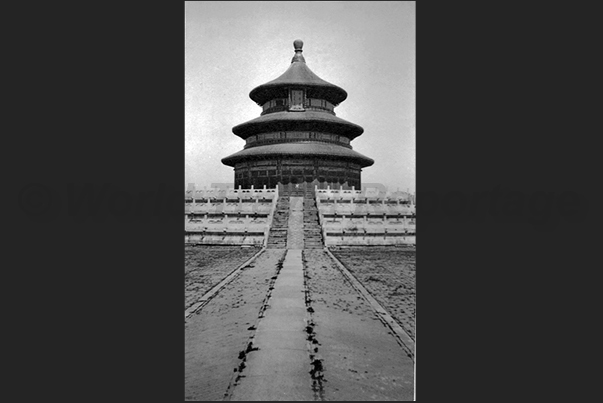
315,185 -> 416,246
185,185 -> 279,245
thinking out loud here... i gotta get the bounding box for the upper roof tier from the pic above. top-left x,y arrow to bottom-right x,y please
249,40 -> 348,106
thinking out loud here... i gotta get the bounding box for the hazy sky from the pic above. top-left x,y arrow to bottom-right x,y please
185,1 -> 415,192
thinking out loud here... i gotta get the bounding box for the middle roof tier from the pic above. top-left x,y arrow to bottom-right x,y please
232,110 -> 365,140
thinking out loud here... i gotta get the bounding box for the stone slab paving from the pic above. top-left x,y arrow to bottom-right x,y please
230,249 -> 313,401
185,250 -> 286,401
303,249 -> 414,401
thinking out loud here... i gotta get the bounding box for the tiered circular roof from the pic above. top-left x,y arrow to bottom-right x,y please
222,40 -> 373,170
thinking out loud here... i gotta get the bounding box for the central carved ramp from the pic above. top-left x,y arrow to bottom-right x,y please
230,249 -> 312,401
286,197 -> 305,250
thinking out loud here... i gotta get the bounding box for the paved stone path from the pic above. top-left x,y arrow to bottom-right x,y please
185,250 -> 287,401
230,249 -> 312,401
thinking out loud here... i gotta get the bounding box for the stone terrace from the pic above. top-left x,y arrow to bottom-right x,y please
315,188 -> 415,246
185,190 -> 416,400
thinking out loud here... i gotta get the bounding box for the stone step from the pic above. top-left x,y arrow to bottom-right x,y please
300,194 -> 324,248
267,195 -> 293,248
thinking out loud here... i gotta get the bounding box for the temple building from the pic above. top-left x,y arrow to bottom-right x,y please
222,40 -> 374,192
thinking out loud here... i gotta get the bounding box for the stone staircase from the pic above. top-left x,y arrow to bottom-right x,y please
302,190 -> 324,249
266,190 -> 324,249
266,196 -> 290,249
287,187 -> 305,197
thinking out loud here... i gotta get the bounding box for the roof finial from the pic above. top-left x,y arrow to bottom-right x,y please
291,39 -> 305,63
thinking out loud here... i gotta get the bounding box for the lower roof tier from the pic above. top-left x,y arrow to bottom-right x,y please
232,110 -> 364,139
221,142 -> 374,168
